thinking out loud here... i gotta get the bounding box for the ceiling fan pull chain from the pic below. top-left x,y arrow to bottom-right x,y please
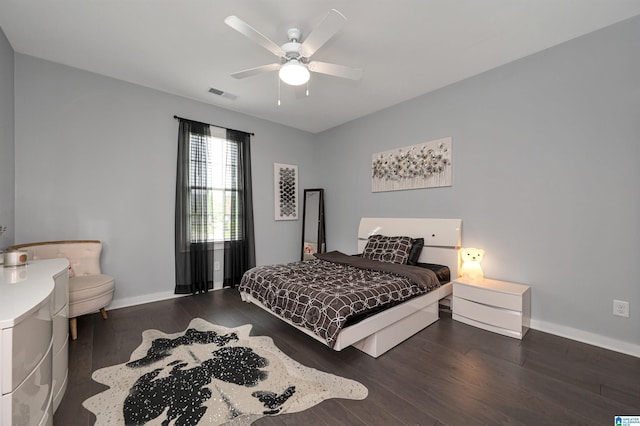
306,81 -> 310,97
277,77 -> 281,106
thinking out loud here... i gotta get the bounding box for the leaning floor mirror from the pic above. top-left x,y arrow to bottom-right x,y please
301,188 -> 326,260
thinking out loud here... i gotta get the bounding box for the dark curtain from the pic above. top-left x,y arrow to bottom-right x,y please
224,129 -> 256,287
175,120 -> 213,294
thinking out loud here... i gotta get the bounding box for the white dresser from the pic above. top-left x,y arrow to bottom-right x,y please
452,276 -> 531,339
0,259 -> 69,426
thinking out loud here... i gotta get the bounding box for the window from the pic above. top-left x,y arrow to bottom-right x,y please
175,117 -> 254,293
189,130 -> 242,243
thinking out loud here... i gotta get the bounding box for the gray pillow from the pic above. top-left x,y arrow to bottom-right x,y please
407,238 -> 424,265
362,235 -> 413,264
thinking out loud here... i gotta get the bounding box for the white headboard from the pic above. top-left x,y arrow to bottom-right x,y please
357,217 -> 462,279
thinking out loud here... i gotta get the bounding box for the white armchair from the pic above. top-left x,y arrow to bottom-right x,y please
8,240 -> 115,340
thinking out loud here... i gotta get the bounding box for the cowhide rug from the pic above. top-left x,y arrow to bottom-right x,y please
83,318 -> 368,425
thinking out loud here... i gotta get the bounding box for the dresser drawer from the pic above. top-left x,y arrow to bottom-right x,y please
52,333 -> 68,412
52,304 -> 68,355
454,281 -> 524,311
52,269 -> 69,315
453,296 -> 522,332
1,297 -> 53,393
1,340 -> 52,426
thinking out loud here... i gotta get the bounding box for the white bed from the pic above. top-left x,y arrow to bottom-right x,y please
241,217 -> 462,357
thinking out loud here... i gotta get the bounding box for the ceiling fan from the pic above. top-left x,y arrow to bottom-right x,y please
224,9 -> 363,88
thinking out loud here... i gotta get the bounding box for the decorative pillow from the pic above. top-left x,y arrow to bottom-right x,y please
407,238 -> 424,265
362,235 -> 413,264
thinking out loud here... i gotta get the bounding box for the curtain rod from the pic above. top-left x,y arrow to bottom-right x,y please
173,115 -> 255,136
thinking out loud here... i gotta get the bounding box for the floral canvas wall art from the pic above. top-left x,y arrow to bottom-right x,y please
371,137 -> 452,192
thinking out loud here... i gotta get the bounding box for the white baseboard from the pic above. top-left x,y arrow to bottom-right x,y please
107,282 -> 227,311
530,318 -> 639,358
107,291 -> 186,311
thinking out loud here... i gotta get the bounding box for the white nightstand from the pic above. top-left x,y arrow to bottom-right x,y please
452,277 -> 531,339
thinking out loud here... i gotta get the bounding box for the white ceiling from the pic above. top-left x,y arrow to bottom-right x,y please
1,1 -> 639,134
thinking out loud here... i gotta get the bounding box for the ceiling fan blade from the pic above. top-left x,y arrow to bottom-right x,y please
308,61 -> 362,80
224,16 -> 285,58
230,63 -> 281,79
299,9 -> 346,58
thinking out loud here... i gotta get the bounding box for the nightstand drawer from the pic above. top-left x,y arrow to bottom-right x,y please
454,281 -> 523,311
453,296 -> 522,331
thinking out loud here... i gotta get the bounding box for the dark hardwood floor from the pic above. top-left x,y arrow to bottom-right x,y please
54,289 -> 639,425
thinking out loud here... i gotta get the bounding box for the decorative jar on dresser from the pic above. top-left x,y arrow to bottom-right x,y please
0,259 -> 69,426
452,276 -> 531,339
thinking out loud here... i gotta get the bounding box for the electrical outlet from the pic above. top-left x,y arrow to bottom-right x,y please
613,300 -> 629,318
214,261 -> 221,271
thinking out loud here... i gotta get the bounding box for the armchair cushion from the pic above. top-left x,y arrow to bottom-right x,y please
69,274 -> 115,318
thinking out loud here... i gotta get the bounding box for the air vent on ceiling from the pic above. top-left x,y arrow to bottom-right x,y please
209,87 -> 237,100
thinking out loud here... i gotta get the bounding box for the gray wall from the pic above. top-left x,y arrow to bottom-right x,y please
14,54 -> 317,306
7,16 -> 639,353
316,16 -> 640,350
0,27 -> 14,249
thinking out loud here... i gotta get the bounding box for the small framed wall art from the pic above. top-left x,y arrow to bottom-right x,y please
371,136 -> 452,192
274,163 -> 298,220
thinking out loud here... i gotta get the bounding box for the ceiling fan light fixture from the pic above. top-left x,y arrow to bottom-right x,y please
279,60 -> 310,86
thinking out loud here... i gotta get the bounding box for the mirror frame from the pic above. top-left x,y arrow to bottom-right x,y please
301,188 -> 325,261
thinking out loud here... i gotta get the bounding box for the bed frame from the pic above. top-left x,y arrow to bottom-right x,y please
241,217 -> 462,358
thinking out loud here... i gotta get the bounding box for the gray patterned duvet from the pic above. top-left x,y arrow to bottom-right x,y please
238,251 -> 442,348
